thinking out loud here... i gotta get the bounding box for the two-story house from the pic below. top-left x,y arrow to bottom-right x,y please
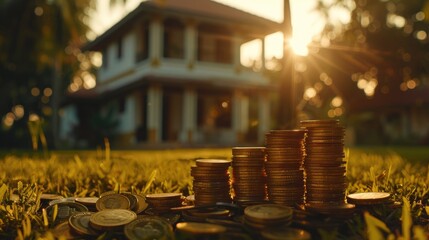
60,0 -> 282,147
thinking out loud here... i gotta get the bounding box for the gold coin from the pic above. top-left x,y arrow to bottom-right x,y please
124,215 -> 174,240
68,212 -> 99,236
176,222 -> 226,235
96,193 -> 130,211
134,194 -> 148,214
89,209 -> 137,230
261,227 -> 312,240
75,197 -> 99,207
346,192 -> 391,205
121,192 -> 139,211
305,202 -> 355,216
52,221 -> 80,240
196,159 -> 231,168
244,204 -> 293,222
41,193 -> 64,201
145,193 -> 182,201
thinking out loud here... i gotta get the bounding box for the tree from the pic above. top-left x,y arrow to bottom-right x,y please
0,0 -> 96,148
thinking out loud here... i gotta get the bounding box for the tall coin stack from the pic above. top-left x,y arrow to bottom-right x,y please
300,120 -> 347,205
231,147 -> 267,204
265,130 -> 307,206
191,159 -> 232,206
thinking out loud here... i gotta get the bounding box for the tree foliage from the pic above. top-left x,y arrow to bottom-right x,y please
0,0 -> 96,148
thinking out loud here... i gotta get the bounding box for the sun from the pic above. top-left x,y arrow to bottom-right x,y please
288,36 -> 309,56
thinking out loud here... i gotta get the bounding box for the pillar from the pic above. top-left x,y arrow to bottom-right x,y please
185,21 -> 197,69
149,17 -> 162,66
261,37 -> 266,71
232,90 -> 249,143
233,34 -> 242,72
180,88 -> 197,143
146,85 -> 163,143
258,93 -> 270,143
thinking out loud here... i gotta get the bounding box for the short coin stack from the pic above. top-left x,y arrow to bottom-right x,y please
265,130 -> 307,206
243,204 -> 293,229
145,193 -> 183,213
231,147 -> 267,204
300,119 -> 347,205
191,159 -> 232,206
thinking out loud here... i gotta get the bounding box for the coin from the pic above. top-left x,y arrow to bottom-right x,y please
146,193 -> 182,201
41,193 -> 64,201
75,197 -> 99,206
68,212 -> 99,236
176,222 -> 226,235
121,192 -> 139,211
52,221 -> 81,240
346,192 -> 391,205
305,202 -> 355,216
124,215 -> 174,240
89,209 -> 137,231
96,193 -> 130,211
261,227 -> 312,240
46,202 -> 89,226
232,147 -> 266,156
195,159 -> 231,168
134,194 -> 148,214
244,204 -> 293,223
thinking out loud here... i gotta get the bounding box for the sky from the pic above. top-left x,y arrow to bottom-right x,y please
91,0 -> 325,59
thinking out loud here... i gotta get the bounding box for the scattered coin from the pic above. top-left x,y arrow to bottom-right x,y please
52,221 -> 82,240
176,222 -> 226,235
89,209 -> 137,231
96,193 -> 130,211
68,212 -> 99,236
124,215 -> 174,240
346,192 -> 391,205
261,227 -> 312,240
46,202 -> 88,226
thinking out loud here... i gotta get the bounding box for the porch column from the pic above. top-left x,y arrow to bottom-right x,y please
180,88 -> 197,143
233,34 -> 242,72
149,17 -> 162,66
232,90 -> 249,143
185,21 -> 197,69
261,37 -> 266,71
147,85 -> 163,143
258,93 -> 270,143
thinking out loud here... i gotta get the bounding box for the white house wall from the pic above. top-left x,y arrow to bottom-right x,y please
117,94 -> 138,137
98,31 -> 137,84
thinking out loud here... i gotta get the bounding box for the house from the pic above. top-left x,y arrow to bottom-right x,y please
60,0 -> 282,147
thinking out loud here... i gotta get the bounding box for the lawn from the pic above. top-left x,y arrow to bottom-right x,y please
0,146 -> 428,239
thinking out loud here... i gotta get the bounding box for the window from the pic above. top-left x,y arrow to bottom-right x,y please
197,92 -> 232,129
163,18 -> 185,59
136,20 -> 149,62
102,49 -> 108,68
117,37 -> 122,59
198,25 -> 232,64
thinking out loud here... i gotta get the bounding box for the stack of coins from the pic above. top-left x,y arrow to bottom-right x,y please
231,147 -> 267,204
265,130 -> 307,206
145,193 -> 182,212
300,119 -> 347,205
243,204 -> 293,230
191,159 -> 232,206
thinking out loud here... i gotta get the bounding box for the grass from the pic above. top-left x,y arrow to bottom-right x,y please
0,146 -> 429,239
